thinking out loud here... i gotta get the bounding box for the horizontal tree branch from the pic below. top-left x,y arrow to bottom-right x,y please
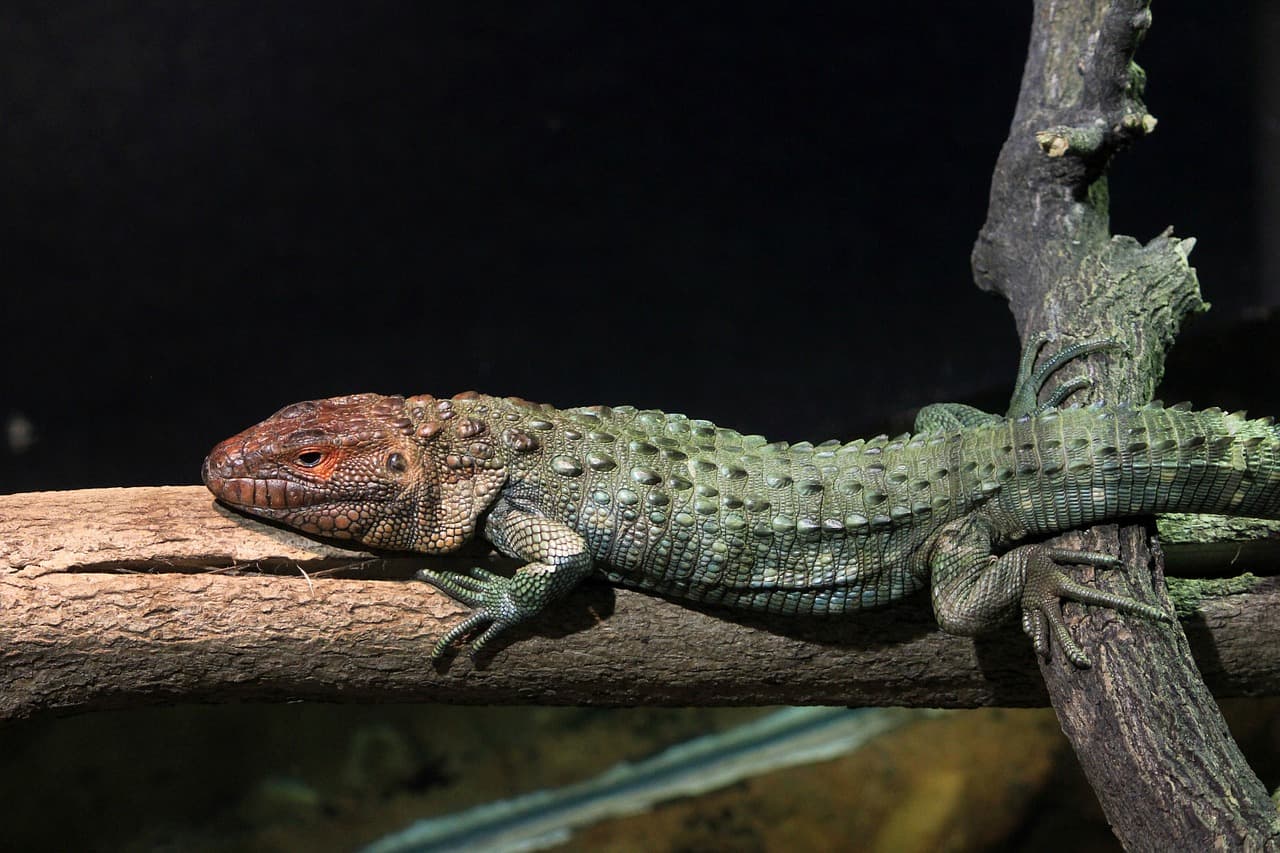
1,486 -> 1278,721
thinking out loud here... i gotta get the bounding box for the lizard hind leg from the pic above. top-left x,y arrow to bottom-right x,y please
928,517 -> 1026,642
928,518 -> 1170,667
1006,333 -> 1120,418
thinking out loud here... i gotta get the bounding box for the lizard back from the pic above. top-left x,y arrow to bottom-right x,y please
450,395 -> 979,616
443,395 -> 1280,616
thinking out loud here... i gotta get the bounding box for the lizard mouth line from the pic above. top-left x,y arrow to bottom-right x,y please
203,472 -> 314,512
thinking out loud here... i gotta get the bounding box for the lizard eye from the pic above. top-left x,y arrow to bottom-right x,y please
296,451 -> 324,468
387,452 -> 407,473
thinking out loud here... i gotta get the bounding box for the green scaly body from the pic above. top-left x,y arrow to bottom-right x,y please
449,396 -> 1280,614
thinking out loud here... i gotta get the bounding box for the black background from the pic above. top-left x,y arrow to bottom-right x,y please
2,3 -> 1264,494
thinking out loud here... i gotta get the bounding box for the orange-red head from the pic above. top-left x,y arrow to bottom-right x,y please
203,393 -> 506,552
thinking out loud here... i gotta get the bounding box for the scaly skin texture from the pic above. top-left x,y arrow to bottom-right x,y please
202,340 -> 1280,667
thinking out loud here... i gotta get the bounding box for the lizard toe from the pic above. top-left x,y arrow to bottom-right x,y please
420,569 -> 527,660
417,567 -> 503,606
1020,546 -> 1169,667
430,611 -> 492,660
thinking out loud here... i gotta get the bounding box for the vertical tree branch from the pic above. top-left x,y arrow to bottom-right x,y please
974,1 -> 1279,847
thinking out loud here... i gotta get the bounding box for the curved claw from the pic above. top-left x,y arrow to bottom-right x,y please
1019,546 -> 1171,668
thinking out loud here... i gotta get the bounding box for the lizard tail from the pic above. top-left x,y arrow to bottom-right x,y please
983,403 -> 1280,533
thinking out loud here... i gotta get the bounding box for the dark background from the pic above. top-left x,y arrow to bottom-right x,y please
2,3 -> 1267,494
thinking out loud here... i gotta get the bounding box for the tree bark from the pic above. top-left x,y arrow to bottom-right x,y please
974,0 -> 1280,848
1,486 -> 1278,723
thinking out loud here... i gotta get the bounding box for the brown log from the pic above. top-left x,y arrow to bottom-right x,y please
1,486 -> 1278,723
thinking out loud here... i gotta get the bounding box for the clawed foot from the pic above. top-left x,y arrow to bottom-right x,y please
417,566 -> 523,660
1007,333 -> 1120,419
1019,547 -> 1171,668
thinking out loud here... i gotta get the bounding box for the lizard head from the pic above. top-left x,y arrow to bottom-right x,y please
203,393 -> 507,553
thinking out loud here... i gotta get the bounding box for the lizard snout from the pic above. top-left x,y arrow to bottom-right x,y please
202,433 -> 325,514
201,437 -> 257,506
201,437 -> 241,488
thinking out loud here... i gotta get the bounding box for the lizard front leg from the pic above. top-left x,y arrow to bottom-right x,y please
418,500 -> 593,659
927,516 -> 1170,667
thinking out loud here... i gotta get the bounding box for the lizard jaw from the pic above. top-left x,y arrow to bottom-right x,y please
202,468 -> 311,513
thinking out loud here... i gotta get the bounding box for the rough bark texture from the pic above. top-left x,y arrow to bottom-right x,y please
974,0 -> 1280,848
0,486 -> 1278,723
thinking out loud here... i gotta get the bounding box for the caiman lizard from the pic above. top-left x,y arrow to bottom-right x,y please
202,337 -> 1280,667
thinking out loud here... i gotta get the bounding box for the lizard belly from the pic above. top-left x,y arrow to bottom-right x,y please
567,481 -> 940,616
